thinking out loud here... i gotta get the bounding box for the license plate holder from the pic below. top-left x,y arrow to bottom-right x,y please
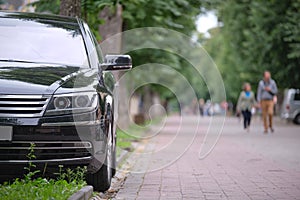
0,126 -> 12,141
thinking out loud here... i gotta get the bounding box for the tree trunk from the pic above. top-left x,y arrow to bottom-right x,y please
60,0 -> 81,17
98,5 -> 129,129
143,86 -> 154,121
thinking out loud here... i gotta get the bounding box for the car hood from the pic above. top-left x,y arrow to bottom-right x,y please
0,62 -> 97,95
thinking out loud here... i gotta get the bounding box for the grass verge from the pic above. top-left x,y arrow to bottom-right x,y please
0,177 -> 86,200
0,143 -> 87,200
116,116 -> 166,157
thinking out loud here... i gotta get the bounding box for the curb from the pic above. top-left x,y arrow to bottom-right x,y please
68,151 -> 129,200
68,185 -> 93,200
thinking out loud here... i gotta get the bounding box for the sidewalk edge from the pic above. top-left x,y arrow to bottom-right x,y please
68,185 -> 93,200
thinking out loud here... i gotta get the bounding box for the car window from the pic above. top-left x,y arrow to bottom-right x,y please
82,22 -> 103,68
294,92 -> 300,101
90,32 -> 103,63
0,18 -> 89,67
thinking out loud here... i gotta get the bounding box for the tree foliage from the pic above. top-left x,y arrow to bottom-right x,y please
121,0 -> 201,35
30,0 -> 111,38
119,0 -> 205,102
203,0 -> 300,103
31,0 -> 208,105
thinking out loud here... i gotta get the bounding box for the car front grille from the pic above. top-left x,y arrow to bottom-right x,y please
0,95 -> 50,117
0,141 -> 93,162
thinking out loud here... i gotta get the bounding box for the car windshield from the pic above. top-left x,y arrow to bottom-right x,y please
0,17 -> 89,67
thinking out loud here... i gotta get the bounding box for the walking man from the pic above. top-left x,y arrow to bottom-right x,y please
257,71 -> 278,133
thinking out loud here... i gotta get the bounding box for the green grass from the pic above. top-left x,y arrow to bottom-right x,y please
0,166 -> 87,200
116,128 -> 138,157
0,178 -> 86,200
116,116 -> 166,156
0,143 -> 87,200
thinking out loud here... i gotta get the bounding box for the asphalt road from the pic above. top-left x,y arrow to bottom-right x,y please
113,115 -> 300,200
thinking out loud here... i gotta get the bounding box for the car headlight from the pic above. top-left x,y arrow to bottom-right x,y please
54,96 -> 71,109
74,95 -> 90,108
45,92 -> 98,116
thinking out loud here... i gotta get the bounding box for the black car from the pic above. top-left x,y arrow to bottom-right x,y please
0,11 -> 131,191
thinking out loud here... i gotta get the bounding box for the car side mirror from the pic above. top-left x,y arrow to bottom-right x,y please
100,55 -> 132,71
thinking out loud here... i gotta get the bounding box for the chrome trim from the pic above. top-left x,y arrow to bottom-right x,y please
0,101 -> 47,105
0,146 -> 90,150
45,106 -> 95,115
0,113 -> 42,118
41,120 -> 101,127
0,94 -> 50,117
0,95 -> 44,99
0,141 -> 93,163
13,141 -> 90,144
0,141 -> 93,150
0,107 -> 44,111
0,156 -> 93,164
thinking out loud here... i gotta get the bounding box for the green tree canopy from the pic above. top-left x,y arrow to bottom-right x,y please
203,0 -> 300,104
31,0 -> 207,105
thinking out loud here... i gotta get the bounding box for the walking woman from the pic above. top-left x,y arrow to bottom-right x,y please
237,83 -> 257,131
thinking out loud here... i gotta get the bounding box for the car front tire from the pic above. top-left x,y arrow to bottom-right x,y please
86,117 -> 114,192
294,114 -> 300,125
86,142 -> 113,192
111,143 -> 117,176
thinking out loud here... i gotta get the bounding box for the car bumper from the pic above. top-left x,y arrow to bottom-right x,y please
281,112 -> 295,121
0,111 -> 107,167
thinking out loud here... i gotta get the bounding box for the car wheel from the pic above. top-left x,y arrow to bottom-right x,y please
86,121 -> 113,192
111,142 -> 116,176
294,114 -> 300,125
108,108 -> 117,176
111,114 -> 117,177
86,142 -> 113,192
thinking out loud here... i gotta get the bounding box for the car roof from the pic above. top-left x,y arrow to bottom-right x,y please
0,11 -> 79,25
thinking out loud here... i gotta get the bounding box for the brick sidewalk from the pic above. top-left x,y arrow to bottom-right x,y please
114,116 -> 300,200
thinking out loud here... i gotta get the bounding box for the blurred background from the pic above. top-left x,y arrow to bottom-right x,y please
1,0 -> 299,126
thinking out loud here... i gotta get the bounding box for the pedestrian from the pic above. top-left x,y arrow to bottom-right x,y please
237,83 -> 257,132
204,100 -> 213,116
191,98 -> 198,115
199,98 -> 205,116
257,71 -> 278,133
